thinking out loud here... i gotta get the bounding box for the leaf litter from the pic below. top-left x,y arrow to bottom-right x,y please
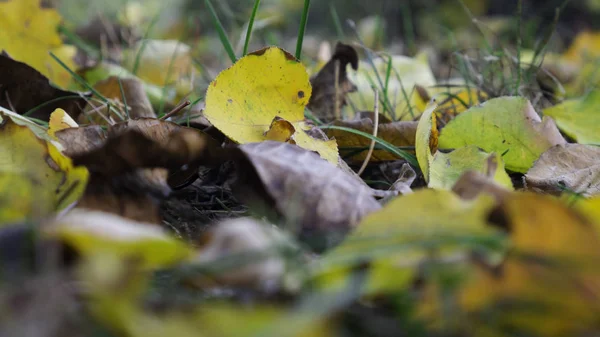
2,1 -> 600,336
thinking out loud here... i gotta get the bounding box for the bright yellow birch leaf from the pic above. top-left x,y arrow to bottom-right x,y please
415,101 -> 439,182
204,47 -> 338,164
48,108 -> 78,138
0,109 -> 88,224
0,0 -> 76,88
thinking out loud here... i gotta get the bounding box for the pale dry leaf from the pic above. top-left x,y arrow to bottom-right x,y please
525,143 -> 600,197
234,141 -> 381,251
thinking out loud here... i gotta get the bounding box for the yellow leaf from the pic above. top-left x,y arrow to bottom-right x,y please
0,109 -> 88,224
0,0 -> 76,88
48,108 -> 78,138
204,47 -> 338,164
419,193 -> 600,337
415,101 -> 439,182
562,31 -> 600,65
313,189 -> 503,296
544,89 -> 600,145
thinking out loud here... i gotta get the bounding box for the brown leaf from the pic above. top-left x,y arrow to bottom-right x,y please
80,76 -> 154,124
327,118 -> 418,162
232,141 -> 381,251
0,52 -> 88,121
55,125 -> 106,157
61,120 -> 219,223
525,143 -> 600,197
307,42 -> 358,121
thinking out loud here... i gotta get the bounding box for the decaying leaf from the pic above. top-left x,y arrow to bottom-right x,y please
0,53 -> 88,121
439,96 -> 566,173
327,119 -> 418,162
204,46 -> 339,164
415,101 -> 438,182
232,141 -> 381,251
0,0 -> 77,87
419,193 -> 600,337
57,119 -> 217,222
314,189 -> 503,296
525,143 -> 600,197
452,170 -> 511,203
543,89 -> 600,144
307,42 -> 358,121
0,109 -> 89,224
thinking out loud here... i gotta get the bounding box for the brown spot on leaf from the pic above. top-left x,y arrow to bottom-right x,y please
298,91 -> 305,99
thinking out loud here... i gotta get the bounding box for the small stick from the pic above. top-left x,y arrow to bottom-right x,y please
334,59 -> 341,120
357,90 -> 379,176
160,100 -> 191,121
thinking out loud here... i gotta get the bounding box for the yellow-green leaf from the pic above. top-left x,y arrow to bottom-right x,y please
204,47 -> 338,164
415,101 -> 439,182
544,89 -> 600,145
0,109 -> 88,224
429,145 -> 513,190
438,96 -> 566,173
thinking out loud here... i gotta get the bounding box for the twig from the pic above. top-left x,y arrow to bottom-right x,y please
160,100 -> 191,121
357,90 -> 379,176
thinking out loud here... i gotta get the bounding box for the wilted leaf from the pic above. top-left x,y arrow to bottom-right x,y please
439,96 -> 566,173
543,89 -> 600,144
314,189 -> 503,296
327,119 -> 417,162
60,120 -> 216,222
0,109 -> 88,224
0,0 -> 76,87
204,47 -> 339,164
0,53 -> 88,121
233,141 -> 381,251
429,146 -> 513,191
307,42 -> 358,121
525,143 -> 600,196
420,193 -> 600,337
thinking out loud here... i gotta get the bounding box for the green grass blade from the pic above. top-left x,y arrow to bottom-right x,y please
319,125 -> 417,166
206,0 -> 237,63
329,3 -> 345,40
132,14 -> 160,75
295,0 -> 311,60
24,95 -> 85,117
243,0 -> 261,56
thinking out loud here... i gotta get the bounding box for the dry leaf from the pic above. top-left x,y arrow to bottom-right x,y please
525,143 -> 600,197
0,53 -> 88,121
232,141 -> 381,251
307,42 -> 358,121
327,119 -> 418,163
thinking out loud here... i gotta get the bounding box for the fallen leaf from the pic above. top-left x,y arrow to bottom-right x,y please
46,209 -> 191,269
429,146 -> 513,191
543,89 -> 600,144
415,101 -> 439,182
420,193 -> 600,337
189,217 -> 303,292
204,46 -> 339,164
307,42 -> 358,121
233,141 -> 381,251
327,119 -> 417,162
0,53 -> 88,121
438,96 -> 566,173
0,0 -> 76,87
48,108 -> 78,138
525,143 -> 600,197
0,109 -> 89,224
451,170 -> 511,203
314,189 -> 503,296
